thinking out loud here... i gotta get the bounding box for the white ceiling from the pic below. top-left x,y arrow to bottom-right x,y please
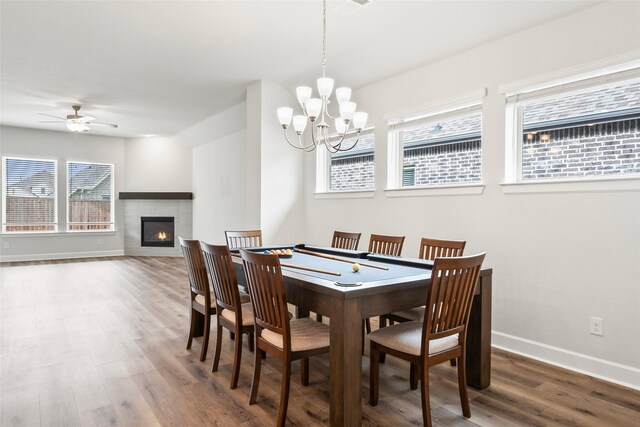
1,0 -> 598,138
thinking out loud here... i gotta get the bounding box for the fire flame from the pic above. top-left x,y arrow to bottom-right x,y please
157,231 -> 168,240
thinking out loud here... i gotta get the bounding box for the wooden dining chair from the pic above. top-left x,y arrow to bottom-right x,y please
179,237 -> 215,362
379,237 -> 466,366
200,242 -> 254,389
314,230 -> 362,322
239,249 -> 330,427
331,230 -> 361,250
364,233 -> 406,334
225,230 -> 263,250
368,253 -> 486,427
383,237 -> 466,325
368,233 -> 405,256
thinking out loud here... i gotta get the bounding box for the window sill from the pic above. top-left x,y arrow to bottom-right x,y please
385,183 -> 485,198
314,190 -> 376,199
500,176 -> 640,194
1,230 -> 117,237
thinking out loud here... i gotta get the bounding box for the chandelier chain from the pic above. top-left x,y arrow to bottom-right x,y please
322,0 -> 327,75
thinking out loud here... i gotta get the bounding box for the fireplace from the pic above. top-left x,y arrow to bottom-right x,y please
141,217 -> 175,247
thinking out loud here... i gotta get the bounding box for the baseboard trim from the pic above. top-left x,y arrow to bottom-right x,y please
0,250 -> 125,263
492,331 -> 640,390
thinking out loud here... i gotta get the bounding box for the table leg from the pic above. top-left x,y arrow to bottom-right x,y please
329,298 -> 362,427
466,273 -> 492,389
295,306 -> 310,319
193,311 -> 204,338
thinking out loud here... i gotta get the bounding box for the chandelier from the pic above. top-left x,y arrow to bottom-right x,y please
277,0 -> 368,153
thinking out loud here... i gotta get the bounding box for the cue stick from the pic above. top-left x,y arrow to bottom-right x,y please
230,252 -> 341,276
294,248 -> 389,271
280,262 -> 341,276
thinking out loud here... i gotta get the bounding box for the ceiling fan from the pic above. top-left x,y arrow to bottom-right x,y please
38,105 -> 118,132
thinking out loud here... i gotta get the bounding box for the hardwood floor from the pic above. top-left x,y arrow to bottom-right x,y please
1,256 -> 638,426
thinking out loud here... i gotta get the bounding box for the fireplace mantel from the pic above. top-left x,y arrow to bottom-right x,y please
119,192 -> 192,200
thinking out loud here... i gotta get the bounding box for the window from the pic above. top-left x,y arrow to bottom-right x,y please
402,166 -> 416,187
329,130 -> 375,191
67,161 -> 114,231
317,128 -> 375,193
2,157 -> 57,232
388,104 -> 482,188
505,66 -> 640,182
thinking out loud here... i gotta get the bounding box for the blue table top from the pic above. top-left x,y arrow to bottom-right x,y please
279,251 -> 431,285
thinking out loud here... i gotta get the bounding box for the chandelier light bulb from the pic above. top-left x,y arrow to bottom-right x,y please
277,107 -> 293,127
293,115 -> 308,134
339,101 -> 357,121
335,87 -> 352,104
296,86 -> 313,106
335,118 -> 347,135
352,112 -> 368,131
305,98 -> 322,119
317,77 -> 334,98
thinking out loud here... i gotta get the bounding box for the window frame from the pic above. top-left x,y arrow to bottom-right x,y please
315,127 -> 376,194
503,64 -> 640,185
2,155 -> 58,234
386,100 -> 484,191
66,160 -> 115,232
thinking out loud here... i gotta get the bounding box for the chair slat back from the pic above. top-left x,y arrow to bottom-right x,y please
331,231 -> 361,251
200,242 -> 242,312
368,234 -> 405,256
179,237 -> 210,297
419,237 -> 466,261
225,230 -> 263,250
423,254 -> 485,346
239,249 -> 290,342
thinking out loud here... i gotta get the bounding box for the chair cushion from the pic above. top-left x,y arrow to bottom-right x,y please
194,294 -> 213,307
220,302 -> 254,326
196,290 -> 249,307
390,306 -> 425,321
369,321 -> 459,356
261,318 -> 330,352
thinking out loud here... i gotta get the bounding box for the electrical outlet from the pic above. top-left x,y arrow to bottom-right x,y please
97,238 -> 102,246
590,317 -> 603,336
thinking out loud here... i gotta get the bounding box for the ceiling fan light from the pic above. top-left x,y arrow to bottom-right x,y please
67,122 -> 90,132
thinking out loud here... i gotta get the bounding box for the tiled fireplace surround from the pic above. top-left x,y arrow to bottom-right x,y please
121,193 -> 192,256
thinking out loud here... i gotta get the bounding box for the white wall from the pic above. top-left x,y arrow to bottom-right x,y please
176,102 -> 256,244
251,80 -> 305,245
0,126 -> 125,261
124,136 -> 192,191
303,2 -> 640,387
187,83 -> 305,247
192,130 -> 249,244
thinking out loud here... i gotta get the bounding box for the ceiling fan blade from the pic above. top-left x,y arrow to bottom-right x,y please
90,122 -> 118,128
38,112 -> 67,120
39,121 -> 66,123
78,116 -> 95,123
